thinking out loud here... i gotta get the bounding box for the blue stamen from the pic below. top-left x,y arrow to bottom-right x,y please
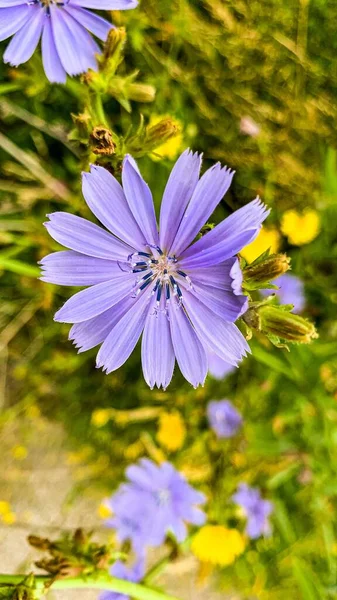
148,244 -> 164,255
139,278 -> 153,291
156,283 -> 162,303
142,271 -> 153,281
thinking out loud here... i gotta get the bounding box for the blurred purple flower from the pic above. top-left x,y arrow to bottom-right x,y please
0,0 -> 137,83
41,151 -> 269,388
207,399 -> 242,439
232,483 -> 273,539
104,459 -> 206,550
100,559 -> 145,600
104,489 -> 150,554
261,273 -> 305,313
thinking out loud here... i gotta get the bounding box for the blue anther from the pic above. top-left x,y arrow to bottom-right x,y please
142,271 -> 153,281
139,278 -> 153,291
156,283 -> 162,303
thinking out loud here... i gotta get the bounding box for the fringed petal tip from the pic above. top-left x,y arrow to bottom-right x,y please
184,147 -> 203,161
252,195 -> 271,221
229,257 -> 244,296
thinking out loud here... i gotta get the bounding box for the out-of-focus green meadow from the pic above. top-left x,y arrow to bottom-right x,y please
1,1 -> 337,599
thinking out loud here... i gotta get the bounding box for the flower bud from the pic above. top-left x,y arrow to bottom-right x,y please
145,117 -> 180,147
125,82 -> 156,103
243,253 -> 290,290
258,305 -> 318,343
70,112 -> 92,144
101,27 -> 127,75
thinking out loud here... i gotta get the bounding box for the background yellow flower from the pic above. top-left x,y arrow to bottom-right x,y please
240,227 -> 281,263
191,525 -> 246,566
281,209 -> 320,245
156,411 -> 186,452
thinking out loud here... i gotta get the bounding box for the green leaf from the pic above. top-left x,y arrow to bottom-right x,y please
292,558 -> 324,600
252,345 -> 298,381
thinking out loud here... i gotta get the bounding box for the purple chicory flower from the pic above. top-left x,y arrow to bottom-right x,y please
261,273 -> 305,313
0,0 -> 137,84
232,483 -> 273,539
207,399 -> 242,439
41,150 -> 269,389
104,459 -> 206,551
100,559 -> 145,600
104,487 -> 152,554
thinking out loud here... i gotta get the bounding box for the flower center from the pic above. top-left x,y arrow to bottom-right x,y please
156,488 -> 171,506
127,245 -> 193,312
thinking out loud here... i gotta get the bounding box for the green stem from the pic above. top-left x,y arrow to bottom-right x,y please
93,92 -> 108,127
0,574 -> 180,600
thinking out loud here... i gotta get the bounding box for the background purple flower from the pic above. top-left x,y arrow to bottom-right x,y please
233,483 -> 273,539
0,0 -> 137,83
100,559 -> 145,600
207,399 -> 242,439
41,150 -> 269,388
104,488 -> 150,554
104,459 -> 206,550
261,273 -> 305,313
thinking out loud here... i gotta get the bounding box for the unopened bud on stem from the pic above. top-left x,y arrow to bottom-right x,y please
101,27 -> 127,75
257,305 -> 318,343
243,253 -> 290,290
126,82 -> 156,103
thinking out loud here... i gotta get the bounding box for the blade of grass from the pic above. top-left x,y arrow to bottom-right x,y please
0,131 -> 69,201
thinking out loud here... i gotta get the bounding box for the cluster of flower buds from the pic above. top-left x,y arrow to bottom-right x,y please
27,530 -> 111,582
242,251 -> 317,346
87,28 -> 155,110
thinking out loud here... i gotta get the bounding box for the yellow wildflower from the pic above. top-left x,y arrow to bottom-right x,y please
98,503 -> 113,520
240,227 -> 280,263
91,408 -> 113,428
231,452 -> 247,468
1,512 -> 16,525
0,501 -> 11,515
156,411 -> 186,452
281,209 -> 320,245
149,114 -> 183,161
191,526 -> 245,566
0,501 -> 16,525
11,445 -> 28,460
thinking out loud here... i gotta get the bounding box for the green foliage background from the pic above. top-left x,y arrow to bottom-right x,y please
1,1 -> 337,599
